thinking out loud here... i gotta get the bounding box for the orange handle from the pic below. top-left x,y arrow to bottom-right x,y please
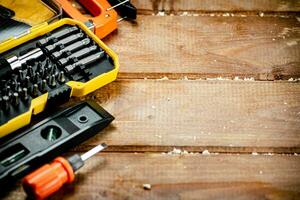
22,157 -> 75,200
56,0 -> 118,39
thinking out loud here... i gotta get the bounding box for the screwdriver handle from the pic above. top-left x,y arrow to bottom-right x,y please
22,157 -> 74,200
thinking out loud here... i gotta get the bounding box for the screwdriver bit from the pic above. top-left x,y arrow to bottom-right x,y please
64,51 -> 105,74
40,80 -> 47,93
37,26 -> 79,47
32,84 -> 39,97
12,92 -> 19,106
44,33 -> 85,54
51,38 -> 91,60
22,88 -> 29,101
57,45 -> 98,67
2,96 -> 10,111
48,74 -> 57,88
58,71 -> 66,83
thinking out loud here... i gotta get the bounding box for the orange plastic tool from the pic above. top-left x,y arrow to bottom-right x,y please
56,0 -> 118,39
22,143 -> 107,200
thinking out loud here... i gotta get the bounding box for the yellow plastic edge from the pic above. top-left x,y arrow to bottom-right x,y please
0,18 -> 119,137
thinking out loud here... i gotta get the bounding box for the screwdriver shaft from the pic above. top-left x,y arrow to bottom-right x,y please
80,143 -> 107,162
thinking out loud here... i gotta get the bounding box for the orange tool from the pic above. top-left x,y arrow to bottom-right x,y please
22,143 -> 107,200
56,0 -> 118,39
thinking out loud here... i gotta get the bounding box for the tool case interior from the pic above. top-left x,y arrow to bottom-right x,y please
0,1 -> 119,138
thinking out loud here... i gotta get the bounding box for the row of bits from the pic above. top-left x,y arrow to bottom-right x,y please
41,26 -> 104,81
0,57 -> 66,112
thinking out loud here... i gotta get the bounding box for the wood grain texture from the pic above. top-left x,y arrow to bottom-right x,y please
131,0 -> 300,13
104,15 -> 300,80
3,154 -> 300,200
70,80 -> 300,153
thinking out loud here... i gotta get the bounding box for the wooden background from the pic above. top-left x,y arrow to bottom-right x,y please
4,0 -> 300,199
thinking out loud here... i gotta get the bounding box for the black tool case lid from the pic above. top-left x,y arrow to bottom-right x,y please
0,0 -> 62,43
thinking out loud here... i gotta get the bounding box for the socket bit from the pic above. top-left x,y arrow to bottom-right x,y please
37,26 -> 79,47
57,45 -> 98,67
0,48 -> 43,78
44,32 -> 85,54
51,38 -> 91,60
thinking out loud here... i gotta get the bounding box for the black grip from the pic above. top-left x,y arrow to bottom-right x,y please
0,58 -> 11,78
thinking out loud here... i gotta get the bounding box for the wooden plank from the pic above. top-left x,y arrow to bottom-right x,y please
73,80 -> 300,153
104,15 -> 300,80
3,153 -> 300,200
132,0 -> 300,13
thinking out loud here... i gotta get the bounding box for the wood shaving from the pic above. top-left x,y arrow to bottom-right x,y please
182,76 -> 189,80
202,150 -> 210,155
166,148 -> 191,155
264,153 -> 274,156
156,11 -> 165,16
288,78 -> 300,82
243,77 -> 255,81
252,152 -> 258,156
143,184 -> 151,190
180,11 -> 188,16
155,134 -> 162,138
207,77 -> 230,81
157,76 -> 169,81
297,17 -> 300,22
259,12 -> 264,17
286,41 -> 298,46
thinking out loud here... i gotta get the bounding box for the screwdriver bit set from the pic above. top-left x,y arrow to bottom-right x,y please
0,18 -> 119,138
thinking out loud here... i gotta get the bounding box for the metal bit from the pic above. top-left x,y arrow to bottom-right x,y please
51,38 -> 91,60
40,80 -> 47,93
5,86 -> 11,96
48,74 -> 56,88
24,76 -> 31,88
27,66 -> 34,77
18,70 -> 25,81
2,96 -> 10,111
64,51 -> 105,74
37,62 -> 43,72
22,88 -> 29,101
33,72 -> 40,83
12,92 -> 19,106
58,45 -> 98,67
32,84 -> 39,97
58,71 -> 66,83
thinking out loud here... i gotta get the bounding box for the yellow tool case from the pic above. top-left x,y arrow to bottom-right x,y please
0,0 -> 119,138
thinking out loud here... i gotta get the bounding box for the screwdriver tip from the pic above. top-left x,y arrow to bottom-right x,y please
101,143 -> 108,148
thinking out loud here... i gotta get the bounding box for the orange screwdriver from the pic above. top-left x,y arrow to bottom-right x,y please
22,143 -> 108,200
